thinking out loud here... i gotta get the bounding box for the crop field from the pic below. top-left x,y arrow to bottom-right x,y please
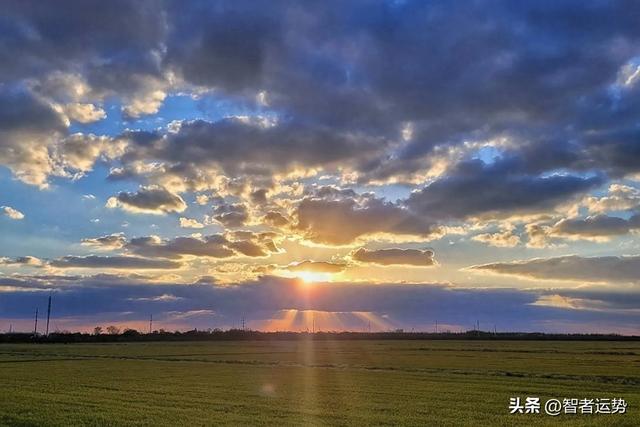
0,340 -> 638,426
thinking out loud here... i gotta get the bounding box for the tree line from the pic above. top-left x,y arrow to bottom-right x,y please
0,329 -> 638,344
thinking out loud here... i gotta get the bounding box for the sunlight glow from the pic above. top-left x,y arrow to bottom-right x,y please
260,309 -> 395,332
294,271 -> 334,283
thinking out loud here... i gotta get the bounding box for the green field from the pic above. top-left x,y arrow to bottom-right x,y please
0,340 -> 638,426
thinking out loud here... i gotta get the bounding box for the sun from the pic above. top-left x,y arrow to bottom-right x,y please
295,271 -> 333,283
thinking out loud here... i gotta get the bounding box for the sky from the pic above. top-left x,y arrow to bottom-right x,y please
1,0 -> 640,334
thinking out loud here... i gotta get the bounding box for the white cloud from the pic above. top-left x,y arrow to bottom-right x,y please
472,230 -> 520,248
122,90 -> 166,118
179,217 -> 204,228
1,206 -> 24,220
64,103 -> 106,123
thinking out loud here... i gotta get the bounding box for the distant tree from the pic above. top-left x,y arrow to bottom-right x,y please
122,328 -> 140,337
106,325 -> 120,335
93,326 -> 103,335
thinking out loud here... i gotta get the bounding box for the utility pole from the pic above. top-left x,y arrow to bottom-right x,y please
435,320 -> 438,334
242,316 -> 245,332
312,316 -> 315,334
149,314 -> 153,334
8,324 -> 12,334
45,293 -> 52,336
33,308 -> 38,336
368,320 -> 371,333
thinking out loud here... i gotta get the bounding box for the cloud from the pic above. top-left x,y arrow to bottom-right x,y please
179,217 -> 204,229
4,1 -> 640,335
0,87 -> 68,187
209,203 -> 249,227
472,230 -> 521,248
0,1 -> 640,193
471,255 -> 640,284
0,2 -> 165,83
0,87 -> 121,187
351,248 -> 435,266
0,275 -> 638,334
1,206 -> 24,220
118,117 -> 386,186
295,195 -> 440,245
250,188 -> 268,204
583,184 -> 640,214
551,214 -> 640,240
121,89 -> 166,119
129,293 -> 184,302
286,261 -> 347,273
63,103 -> 106,123
405,158 -> 604,220
56,133 -> 123,177
0,256 -> 42,267
530,294 -> 640,314
106,186 -> 187,214
124,232 -> 280,259
263,211 -> 289,227
81,233 -> 127,249
50,255 -> 181,270
524,222 -> 559,249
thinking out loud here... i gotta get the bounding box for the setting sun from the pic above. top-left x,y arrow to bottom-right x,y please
295,271 -> 334,283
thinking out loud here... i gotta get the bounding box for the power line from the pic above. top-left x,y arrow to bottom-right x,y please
33,308 -> 38,336
45,293 -> 52,336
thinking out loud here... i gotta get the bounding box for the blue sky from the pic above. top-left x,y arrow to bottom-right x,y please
1,0 -> 639,334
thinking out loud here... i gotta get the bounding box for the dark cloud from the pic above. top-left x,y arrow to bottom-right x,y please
210,203 -> 249,228
164,0 -> 281,92
250,188 -> 268,204
263,211 -> 289,227
0,1 -> 639,223
0,1 -> 639,188
351,248 -> 435,266
50,255 -> 181,270
405,158 -> 604,220
552,214 -> 640,239
0,87 -> 65,133
471,255 -> 640,284
107,186 -> 187,215
0,0 -> 164,81
0,275 -> 637,333
120,118 -> 386,182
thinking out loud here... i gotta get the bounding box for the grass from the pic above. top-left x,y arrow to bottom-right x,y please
0,340 -> 638,426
